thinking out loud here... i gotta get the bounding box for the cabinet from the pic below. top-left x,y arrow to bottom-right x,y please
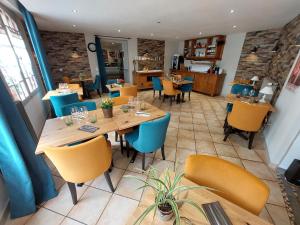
133,70 -> 164,90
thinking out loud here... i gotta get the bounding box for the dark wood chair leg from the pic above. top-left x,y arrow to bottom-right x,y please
223,126 -> 232,142
248,132 -> 256,149
77,183 -> 84,187
104,171 -> 115,192
170,96 -> 173,106
182,92 -> 185,101
109,160 -> 113,172
153,90 -> 155,97
67,182 -> 77,205
159,90 -> 162,99
126,141 -> 130,158
120,134 -> 124,154
163,94 -> 165,102
142,153 -> 146,171
97,89 -> 101,97
161,144 -> 166,160
131,150 -> 138,163
177,94 -> 181,103
188,92 -> 191,101
115,131 -> 118,142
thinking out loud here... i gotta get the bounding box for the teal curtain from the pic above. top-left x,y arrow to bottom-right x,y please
18,2 -> 54,91
95,36 -> 108,92
0,77 -> 57,218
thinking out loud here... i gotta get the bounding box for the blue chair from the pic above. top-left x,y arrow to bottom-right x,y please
125,113 -> 171,170
152,77 -> 163,98
107,79 -> 117,84
106,79 -> 120,98
180,76 -> 193,101
61,101 -> 97,116
86,75 -> 101,97
50,93 -> 79,117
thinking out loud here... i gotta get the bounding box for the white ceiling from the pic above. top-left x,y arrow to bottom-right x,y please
20,0 -> 300,40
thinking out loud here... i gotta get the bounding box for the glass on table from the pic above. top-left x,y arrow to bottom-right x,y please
71,106 -> 79,119
63,115 -> 73,126
89,112 -> 97,124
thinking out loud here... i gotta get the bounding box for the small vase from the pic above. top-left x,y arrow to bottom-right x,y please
102,107 -> 113,118
158,208 -> 174,221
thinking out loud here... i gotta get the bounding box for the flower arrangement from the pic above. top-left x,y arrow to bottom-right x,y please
100,98 -> 114,109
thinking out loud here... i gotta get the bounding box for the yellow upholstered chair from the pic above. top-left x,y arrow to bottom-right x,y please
63,76 -> 71,83
68,83 -> 82,101
112,96 -> 130,106
44,135 -> 114,204
224,101 -> 270,149
120,85 -> 137,97
162,80 -> 181,105
184,155 -> 269,215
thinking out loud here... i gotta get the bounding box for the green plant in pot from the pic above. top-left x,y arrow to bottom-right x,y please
100,98 -> 114,118
125,167 -> 208,225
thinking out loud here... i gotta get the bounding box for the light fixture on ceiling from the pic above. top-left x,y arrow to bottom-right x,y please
233,25 -> 237,29
230,9 -> 235,14
71,47 -> 80,59
199,32 -> 202,35
72,24 -> 76,28
112,42 -> 115,45
150,33 -> 154,37
117,29 -> 121,33
251,46 -> 258,53
72,9 -> 78,13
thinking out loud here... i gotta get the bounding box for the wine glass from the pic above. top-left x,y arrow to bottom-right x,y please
71,107 -> 78,120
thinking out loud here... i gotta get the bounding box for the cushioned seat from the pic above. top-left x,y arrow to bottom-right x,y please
61,101 -> 97,116
50,93 -> 79,117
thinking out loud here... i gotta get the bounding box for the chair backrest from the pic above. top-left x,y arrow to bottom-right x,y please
120,85 -> 137,97
94,75 -> 101,89
184,76 -> 193,81
181,76 -> 193,92
136,112 -> 171,152
152,77 -> 163,91
231,84 -> 253,95
228,101 -> 270,132
61,101 -> 97,116
44,135 -> 111,183
107,79 -> 117,85
62,76 -> 71,83
184,155 -> 269,215
112,96 -> 130,106
50,93 -> 79,117
162,80 -> 176,96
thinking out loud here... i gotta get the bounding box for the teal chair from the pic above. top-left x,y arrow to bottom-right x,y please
152,77 -> 163,98
180,76 -> 193,101
106,79 -> 120,98
50,93 -> 79,117
61,101 -> 97,116
125,113 -> 171,170
86,75 -> 101,97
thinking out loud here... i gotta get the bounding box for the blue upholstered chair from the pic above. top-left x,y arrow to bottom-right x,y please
107,79 -> 117,84
61,101 -> 97,116
86,75 -> 101,97
180,76 -> 193,101
125,112 -> 171,170
50,93 -> 79,117
152,77 -> 163,98
106,79 -> 120,98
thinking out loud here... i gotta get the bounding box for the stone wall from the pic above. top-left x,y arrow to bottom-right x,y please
235,14 -> 300,95
137,38 -> 165,71
40,31 -> 91,84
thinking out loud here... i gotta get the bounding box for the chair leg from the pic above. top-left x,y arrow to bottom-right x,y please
126,141 -> 130,158
248,132 -> 256,149
188,92 -> 191,101
176,94 -> 181,103
159,90 -> 162,99
163,94 -> 165,102
161,144 -> 166,160
120,134 -> 124,154
67,182 -> 77,205
223,126 -> 232,142
182,92 -> 185,101
97,89 -> 101,97
115,131 -> 118,142
142,153 -> 146,171
104,171 -> 115,192
131,150 -> 138,163
153,90 -> 155,97
170,96 -> 173,106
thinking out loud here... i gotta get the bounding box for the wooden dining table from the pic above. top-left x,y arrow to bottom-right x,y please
126,175 -> 273,225
35,102 -> 166,154
42,87 -> 83,101
70,77 -> 93,99
105,83 -> 135,92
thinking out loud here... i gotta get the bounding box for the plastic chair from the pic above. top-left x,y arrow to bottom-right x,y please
152,77 -> 163,98
86,75 -> 101,97
184,155 -> 269,215
180,76 -> 193,101
120,85 -> 137,97
44,135 -> 114,204
162,80 -> 181,105
50,93 -> 79,117
61,101 -> 97,116
125,113 -> 171,170
224,101 -> 270,149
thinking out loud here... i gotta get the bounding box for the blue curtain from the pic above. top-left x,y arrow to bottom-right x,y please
95,36 -> 108,92
0,77 -> 57,218
18,2 -> 54,91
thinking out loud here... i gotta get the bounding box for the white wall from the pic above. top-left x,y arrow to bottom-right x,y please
178,40 -> 185,55
279,131 -> 300,169
127,38 -> 137,83
164,40 -> 180,74
220,33 -> 246,96
84,33 -> 98,79
264,50 -> 300,168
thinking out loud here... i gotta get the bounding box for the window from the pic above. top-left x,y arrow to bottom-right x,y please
0,7 -> 38,101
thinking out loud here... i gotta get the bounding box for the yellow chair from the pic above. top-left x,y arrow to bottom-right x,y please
112,96 -> 130,106
44,135 -> 114,204
63,76 -> 71,83
162,80 -> 181,105
184,155 -> 269,215
120,85 -> 137,97
68,83 -> 82,101
224,101 -> 270,149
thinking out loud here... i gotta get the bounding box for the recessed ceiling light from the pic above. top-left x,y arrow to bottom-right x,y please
230,9 -> 234,14
117,29 -> 121,32
150,33 -> 154,36
199,32 -> 202,35
112,42 -> 115,45
72,24 -> 76,27
233,25 -> 237,28
72,9 -> 78,13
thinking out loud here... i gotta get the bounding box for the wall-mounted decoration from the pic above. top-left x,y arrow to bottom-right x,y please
287,49 -> 300,90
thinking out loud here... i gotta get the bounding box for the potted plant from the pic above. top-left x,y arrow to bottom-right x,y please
100,98 -> 114,118
125,167 -> 207,225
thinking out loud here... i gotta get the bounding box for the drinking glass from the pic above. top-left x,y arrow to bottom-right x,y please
89,112 -> 97,123
71,107 -> 78,120
63,116 -> 73,126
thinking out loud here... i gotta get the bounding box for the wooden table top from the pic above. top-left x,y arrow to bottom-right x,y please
160,77 -> 194,86
70,77 -> 93,82
42,88 -> 83,101
226,94 -> 276,112
105,83 -> 135,92
35,102 -> 165,154
126,176 -> 272,225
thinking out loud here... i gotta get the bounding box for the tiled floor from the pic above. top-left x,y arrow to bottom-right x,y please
5,91 -> 292,225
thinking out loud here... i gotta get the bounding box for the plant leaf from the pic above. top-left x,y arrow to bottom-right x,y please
133,203 -> 158,225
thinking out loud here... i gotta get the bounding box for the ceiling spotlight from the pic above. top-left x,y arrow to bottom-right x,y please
112,42 -> 115,45
199,32 -> 202,35
150,33 -> 154,36
233,25 -> 237,29
117,29 -> 121,32
72,24 -> 76,27
72,9 -> 78,13
230,9 -> 234,14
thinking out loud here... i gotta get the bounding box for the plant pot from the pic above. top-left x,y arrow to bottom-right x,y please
158,206 -> 174,221
102,107 -> 113,118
